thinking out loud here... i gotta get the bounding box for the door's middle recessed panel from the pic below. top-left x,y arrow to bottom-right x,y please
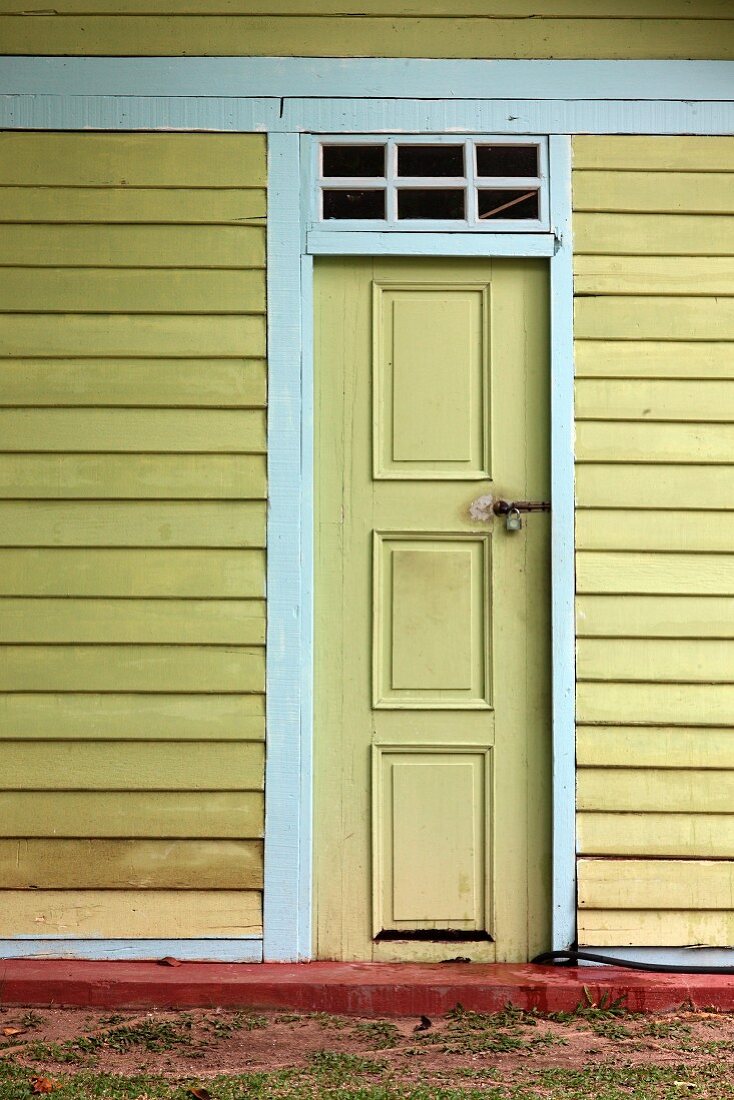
372,282 -> 491,479
373,532 -> 492,709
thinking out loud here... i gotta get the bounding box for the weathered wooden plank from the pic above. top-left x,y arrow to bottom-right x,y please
0,644 -> 264,693
0,409 -> 265,454
0,692 -> 265,741
0,187 -> 266,225
575,341 -> 734,379
0,790 -> 264,837
579,637 -> 734,683
0,16 -> 731,57
0,133 -> 266,187
578,767 -> 734,813
0,314 -> 266,358
574,172 -> 734,215
580,858 -> 734,910
574,137 -> 734,173
0,225 -> 265,268
576,378 -> 734,422
0,549 -> 265,597
0,501 -> 266,548
578,812 -> 734,859
577,421 -> 734,464
0,889 -> 262,938
0,598 -> 265,644
575,296 -> 734,340
577,725 -> 734,769
0,269 -> 266,313
574,214 -> 734,256
579,908 -> 734,947
0,358 -> 267,408
0,741 -> 264,790
0,838 -> 263,890
577,552 -> 734,597
576,464 -> 734,510
576,511 -> 734,553
577,594 -> 734,637
577,681 -> 734,727
574,257 -> 734,296
0,454 -> 266,499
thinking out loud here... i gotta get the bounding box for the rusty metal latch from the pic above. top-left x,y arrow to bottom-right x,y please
491,499 -> 551,515
469,494 -> 551,532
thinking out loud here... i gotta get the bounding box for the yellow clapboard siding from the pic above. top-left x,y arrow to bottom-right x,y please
0,599 -> 265,645
0,187 -> 266,224
0,454 -> 266,500
576,511 -> 734,553
0,133 -> 266,187
0,549 -> 264,597
580,909 -> 734,947
0,790 -> 263,837
0,314 -> 265,358
575,296 -> 734,341
577,421 -> 734,464
574,258 -> 734,296
0,692 -> 265,741
577,726 -> 734,769
579,859 -> 734,910
577,682 -> 734,727
578,768 -> 734,814
579,638 -> 734,683
578,813 -> 734,859
3,1 -> 731,15
576,464 -> 734,510
574,214 -> 734,256
575,341 -> 734,379
0,645 -> 264,693
0,890 -> 262,938
0,15 -> 731,57
0,269 -> 265,314
577,595 -> 734,638
0,741 -> 264,791
574,137 -> 734,173
0,501 -> 266,548
579,909 -> 734,947
576,378 -> 734,422
577,552 -> 734,597
0,409 -> 265,454
0,598 -> 266,648
0,359 -> 267,407
0,838 -> 263,890
0,225 -> 265,268
573,172 -> 734,215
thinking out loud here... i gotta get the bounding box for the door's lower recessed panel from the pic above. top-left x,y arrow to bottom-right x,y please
373,532 -> 491,709
372,746 -> 492,936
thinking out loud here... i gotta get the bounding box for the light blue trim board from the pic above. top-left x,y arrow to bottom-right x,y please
307,232 -> 556,258
1,58 -> 731,101
580,947 -> 734,969
1,96 -> 732,135
548,136 -> 577,953
0,939 -> 263,963
264,131 -> 312,963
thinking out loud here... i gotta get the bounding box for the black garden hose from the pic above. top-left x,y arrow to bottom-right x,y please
533,948 -> 734,975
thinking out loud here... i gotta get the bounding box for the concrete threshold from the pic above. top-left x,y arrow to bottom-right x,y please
1,960 -> 734,1015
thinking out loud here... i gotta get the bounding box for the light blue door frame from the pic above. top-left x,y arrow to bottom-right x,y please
0,57 -> 731,963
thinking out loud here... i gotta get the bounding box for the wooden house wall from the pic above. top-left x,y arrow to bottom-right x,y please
574,135 -> 734,947
0,132 -> 267,938
0,0 -> 732,58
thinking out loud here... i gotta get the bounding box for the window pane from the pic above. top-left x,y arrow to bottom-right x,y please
476,144 -> 538,178
397,145 -> 464,177
322,189 -> 386,219
478,189 -> 539,220
322,145 -> 385,178
398,189 -> 465,220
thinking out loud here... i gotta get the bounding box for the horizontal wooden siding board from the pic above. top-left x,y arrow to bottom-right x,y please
578,813 -> 734,859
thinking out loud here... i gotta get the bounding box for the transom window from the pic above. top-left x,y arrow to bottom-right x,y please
314,136 -> 549,231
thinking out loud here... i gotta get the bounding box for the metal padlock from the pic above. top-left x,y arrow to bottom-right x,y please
505,507 -> 522,532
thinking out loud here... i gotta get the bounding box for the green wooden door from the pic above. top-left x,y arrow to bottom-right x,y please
314,257 -> 551,962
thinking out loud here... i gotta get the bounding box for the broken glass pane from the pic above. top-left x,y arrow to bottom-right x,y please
322,145 -> 386,177
476,144 -> 538,178
397,145 -> 464,178
397,189 -> 465,220
478,189 -> 539,220
322,189 -> 386,219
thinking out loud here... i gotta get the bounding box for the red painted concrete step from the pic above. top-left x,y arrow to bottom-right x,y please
1,960 -> 734,1015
